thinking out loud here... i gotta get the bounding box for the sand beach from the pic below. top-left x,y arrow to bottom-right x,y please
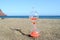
0,18 -> 60,40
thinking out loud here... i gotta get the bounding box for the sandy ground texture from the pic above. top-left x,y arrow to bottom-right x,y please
0,18 -> 60,40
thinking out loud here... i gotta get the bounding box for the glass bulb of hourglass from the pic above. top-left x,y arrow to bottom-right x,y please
29,8 -> 40,38
30,12 -> 39,31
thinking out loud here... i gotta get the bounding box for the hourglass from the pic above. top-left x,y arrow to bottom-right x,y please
29,9 -> 40,38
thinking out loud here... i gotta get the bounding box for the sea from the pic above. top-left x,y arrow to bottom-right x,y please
0,16 -> 60,19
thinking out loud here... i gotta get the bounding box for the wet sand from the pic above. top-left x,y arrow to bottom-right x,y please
0,18 -> 60,40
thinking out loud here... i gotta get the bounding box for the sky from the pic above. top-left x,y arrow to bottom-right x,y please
0,0 -> 60,16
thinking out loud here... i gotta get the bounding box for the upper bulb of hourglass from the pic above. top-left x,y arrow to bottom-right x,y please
30,10 -> 39,21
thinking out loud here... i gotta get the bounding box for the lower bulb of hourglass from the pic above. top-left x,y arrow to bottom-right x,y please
30,27 -> 40,38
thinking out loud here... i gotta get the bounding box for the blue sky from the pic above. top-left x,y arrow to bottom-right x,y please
0,0 -> 60,16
